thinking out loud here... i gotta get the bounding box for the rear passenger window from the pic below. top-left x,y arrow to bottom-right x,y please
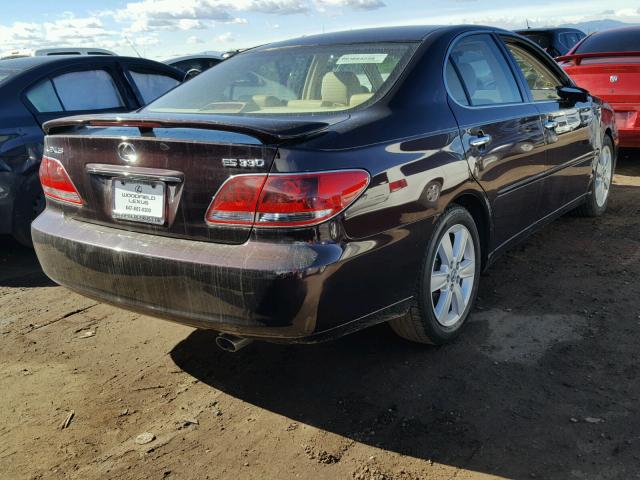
445,60 -> 469,105
26,70 -> 124,113
505,43 -> 563,101
26,79 -> 63,112
449,34 -> 522,106
129,70 -> 179,104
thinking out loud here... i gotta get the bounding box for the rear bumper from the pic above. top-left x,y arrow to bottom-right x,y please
610,104 -> 640,148
32,210 -> 347,340
617,129 -> 640,149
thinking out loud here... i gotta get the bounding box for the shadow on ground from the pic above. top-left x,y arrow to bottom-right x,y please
0,235 -> 54,288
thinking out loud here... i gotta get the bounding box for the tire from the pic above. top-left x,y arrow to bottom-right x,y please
390,205 -> 481,345
575,136 -> 615,217
12,173 -> 45,248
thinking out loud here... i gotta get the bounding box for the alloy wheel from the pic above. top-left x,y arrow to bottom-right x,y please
430,224 -> 476,327
594,145 -> 612,207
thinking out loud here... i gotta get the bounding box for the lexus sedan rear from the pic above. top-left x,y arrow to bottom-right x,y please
33,26 -> 616,348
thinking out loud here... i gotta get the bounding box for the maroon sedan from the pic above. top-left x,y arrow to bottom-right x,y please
33,26 -> 616,351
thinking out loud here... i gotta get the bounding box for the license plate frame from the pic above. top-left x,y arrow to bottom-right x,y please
112,178 -> 166,225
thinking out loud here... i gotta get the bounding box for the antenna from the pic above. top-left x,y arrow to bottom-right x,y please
526,19 -> 531,29
124,36 -> 142,58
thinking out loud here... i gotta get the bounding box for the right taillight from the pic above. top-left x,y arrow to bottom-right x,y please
205,170 -> 369,228
39,156 -> 83,205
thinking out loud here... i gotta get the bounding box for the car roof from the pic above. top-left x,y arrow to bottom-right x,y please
1,55 -> 182,77
0,55 -> 152,69
256,25 -> 507,50
0,55 -> 183,93
515,27 -> 584,34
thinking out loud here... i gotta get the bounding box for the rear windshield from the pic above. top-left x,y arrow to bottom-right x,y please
145,42 -> 417,116
575,29 -> 640,54
519,33 -> 552,49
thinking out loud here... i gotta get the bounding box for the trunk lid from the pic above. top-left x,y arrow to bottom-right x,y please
560,52 -> 640,105
43,113 -> 347,244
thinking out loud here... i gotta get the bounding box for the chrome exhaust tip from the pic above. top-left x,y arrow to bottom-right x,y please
215,333 -> 253,352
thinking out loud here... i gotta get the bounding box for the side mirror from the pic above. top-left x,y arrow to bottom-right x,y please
557,85 -> 589,103
184,68 -> 202,81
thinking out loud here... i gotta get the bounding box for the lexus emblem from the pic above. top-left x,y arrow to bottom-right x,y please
135,185 -> 143,193
610,75 -> 619,83
117,142 -> 137,163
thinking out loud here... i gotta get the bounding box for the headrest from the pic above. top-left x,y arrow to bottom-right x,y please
321,71 -> 362,106
350,93 -> 374,107
252,95 -> 284,107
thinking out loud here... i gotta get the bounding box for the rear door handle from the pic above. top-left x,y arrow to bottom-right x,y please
469,134 -> 492,148
544,120 -> 559,130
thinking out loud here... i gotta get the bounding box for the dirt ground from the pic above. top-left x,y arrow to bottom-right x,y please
1,152 -> 640,480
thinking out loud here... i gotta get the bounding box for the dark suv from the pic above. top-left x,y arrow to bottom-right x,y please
0,55 -> 182,245
515,28 -> 586,57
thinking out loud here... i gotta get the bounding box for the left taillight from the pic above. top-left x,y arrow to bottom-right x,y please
39,156 -> 83,206
205,170 -> 369,228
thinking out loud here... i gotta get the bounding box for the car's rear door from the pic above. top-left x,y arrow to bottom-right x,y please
501,35 -> 596,213
446,32 -> 547,251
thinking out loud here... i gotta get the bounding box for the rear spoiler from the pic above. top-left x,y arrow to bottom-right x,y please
43,113 -> 337,144
556,51 -> 640,65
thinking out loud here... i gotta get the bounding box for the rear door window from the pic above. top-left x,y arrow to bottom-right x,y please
449,34 -> 523,106
505,43 -> 564,101
445,60 -> 469,106
129,70 -> 180,104
559,32 -> 582,51
26,69 -> 124,113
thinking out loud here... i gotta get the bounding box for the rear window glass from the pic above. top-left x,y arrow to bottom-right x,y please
519,33 -> 552,49
26,70 -> 124,113
575,29 -> 640,53
130,70 -> 180,104
558,32 -> 584,51
145,43 -> 417,116
449,34 -> 522,106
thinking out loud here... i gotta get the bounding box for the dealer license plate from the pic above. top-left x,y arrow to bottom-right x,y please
112,179 -> 165,225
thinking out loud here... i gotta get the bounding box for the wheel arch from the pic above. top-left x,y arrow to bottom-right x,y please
451,190 -> 492,269
604,127 -> 616,160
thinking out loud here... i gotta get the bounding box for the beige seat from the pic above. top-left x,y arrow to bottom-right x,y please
287,99 -> 324,109
350,93 -> 374,107
321,72 -> 365,106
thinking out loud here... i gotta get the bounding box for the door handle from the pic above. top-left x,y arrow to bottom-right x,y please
469,134 -> 492,148
544,120 -> 559,130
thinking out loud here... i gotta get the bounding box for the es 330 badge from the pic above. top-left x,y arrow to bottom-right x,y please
222,158 -> 265,168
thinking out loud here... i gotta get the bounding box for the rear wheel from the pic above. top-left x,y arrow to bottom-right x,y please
390,205 -> 481,344
575,136 -> 615,217
12,173 -> 45,247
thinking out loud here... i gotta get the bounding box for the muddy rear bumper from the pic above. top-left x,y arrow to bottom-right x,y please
31,210 -> 347,340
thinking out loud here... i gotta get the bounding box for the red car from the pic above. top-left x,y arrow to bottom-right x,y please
558,26 -> 640,148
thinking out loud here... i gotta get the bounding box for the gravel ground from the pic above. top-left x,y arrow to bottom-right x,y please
1,152 -> 639,480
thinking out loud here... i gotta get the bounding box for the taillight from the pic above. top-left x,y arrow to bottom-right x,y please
615,111 -> 637,129
39,156 -> 83,205
205,175 -> 267,225
205,170 -> 369,228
